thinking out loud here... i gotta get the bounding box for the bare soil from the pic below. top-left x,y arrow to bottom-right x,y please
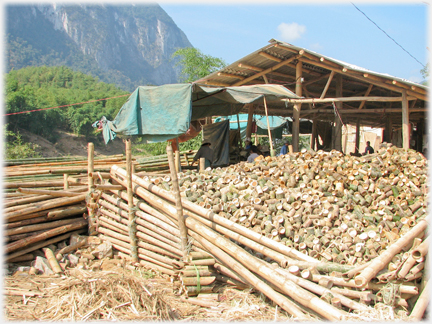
19,128 -> 126,158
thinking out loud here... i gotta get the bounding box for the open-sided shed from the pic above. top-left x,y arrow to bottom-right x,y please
195,39 -> 428,153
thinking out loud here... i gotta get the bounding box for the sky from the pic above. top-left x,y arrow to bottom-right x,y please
158,0 -> 429,84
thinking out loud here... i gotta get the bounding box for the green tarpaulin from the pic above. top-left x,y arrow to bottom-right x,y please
101,83 -> 299,144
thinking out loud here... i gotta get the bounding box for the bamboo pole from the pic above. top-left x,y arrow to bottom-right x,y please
272,265 -> 370,312
166,144 -> 189,261
187,229 -> 309,319
87,142 -> 97,235
18,187 -> 88,197
187,220 -> 347,321
409,280 -> 430,320
100,198 -> 180,245
5,195 -> 87,221
5,219 -> 88,254
98,205 -> 181,246
55,237 -> 87,260
6,229 -> 86,262
354,217 -> 429,288
98,226 -> 181,259
43,247 -> 63,273
125,138 -> 138,262
6,218 -> 85,236
263,96 -> 275,157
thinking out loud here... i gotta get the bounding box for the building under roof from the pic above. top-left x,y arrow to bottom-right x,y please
195,39 -> 428,153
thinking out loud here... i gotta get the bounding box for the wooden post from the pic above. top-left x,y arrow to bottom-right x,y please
263,96 -> 275,157
292,61 -> 302,152
332,74 -> 343,152
311,119 -> 317,151
402,90 -> 410,150
383,114 -> 392,143
87,143 -> 97,235
175,150 -> 181,172
355,118 -> 360,154
245,104 -> 255,142
166,144 -> 189,261
125,138 -> 138,262
236,114 -> 242,148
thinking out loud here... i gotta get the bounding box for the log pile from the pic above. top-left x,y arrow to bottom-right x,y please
92,144 -> 429,320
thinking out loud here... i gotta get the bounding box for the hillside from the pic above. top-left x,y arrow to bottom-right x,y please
6,3 -> 193,92
18,128 -> 126,158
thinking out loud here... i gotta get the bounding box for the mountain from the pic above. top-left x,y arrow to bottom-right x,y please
6,3 -> 193,91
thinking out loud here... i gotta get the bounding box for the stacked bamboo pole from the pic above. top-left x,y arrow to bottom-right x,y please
96,143 -> 428,319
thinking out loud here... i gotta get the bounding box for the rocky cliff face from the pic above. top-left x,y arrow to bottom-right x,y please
6,3 -> 193,90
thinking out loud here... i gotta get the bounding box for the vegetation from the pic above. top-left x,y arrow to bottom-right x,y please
4,125 -> 41,159
5,66 -> 130,142
172,48 -> 227,82
132,132 -> 202,156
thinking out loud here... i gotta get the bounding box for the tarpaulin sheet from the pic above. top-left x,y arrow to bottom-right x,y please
191,84 -> 297,121
102,84 -> 192,144
214,114 -> 288,140
101,83 -> 299,144
202,120 -> 230,167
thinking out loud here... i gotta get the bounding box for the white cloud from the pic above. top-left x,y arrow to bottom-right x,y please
277,22 -> 306,42
408,75 -> 422,84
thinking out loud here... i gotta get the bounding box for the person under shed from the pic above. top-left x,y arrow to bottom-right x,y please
363,141 -> 374,155
279,142 -> 289,156
247,145 -> 260,163
192,141 -> 214,169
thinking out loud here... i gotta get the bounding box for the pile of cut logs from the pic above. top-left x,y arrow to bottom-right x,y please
93,144 -> 429,320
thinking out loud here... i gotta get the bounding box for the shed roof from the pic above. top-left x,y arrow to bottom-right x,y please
195,39 -> 428,128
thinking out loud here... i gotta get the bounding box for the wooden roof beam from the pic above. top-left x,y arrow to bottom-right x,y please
284,95 -> 417,104
359,85 -> 373,110
320,71 -> 335,99
217,72 -> 245,80
233,54 -> 302,86
298,57 -> 427,101
238,63 -> 296,80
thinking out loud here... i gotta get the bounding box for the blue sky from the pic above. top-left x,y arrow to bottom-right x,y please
159,1 -> 429,84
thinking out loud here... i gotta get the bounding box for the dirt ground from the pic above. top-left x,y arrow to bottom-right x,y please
19,128 -> 126,158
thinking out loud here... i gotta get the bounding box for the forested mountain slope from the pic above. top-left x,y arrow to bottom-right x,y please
6,3 -> 193,91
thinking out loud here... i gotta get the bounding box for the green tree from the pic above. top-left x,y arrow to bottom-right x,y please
172,48 -> 226,82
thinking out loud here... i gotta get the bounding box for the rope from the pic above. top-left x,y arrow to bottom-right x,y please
4,94 -> 130,116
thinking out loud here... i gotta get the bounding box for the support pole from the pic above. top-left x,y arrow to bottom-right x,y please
402,90 -> 410,150
292,61 -> 302,152
245,104 -> 255,142
263,97 -> 275,157
166,144 -> 189,261
383,114 -> 392,144
125,138 -> 138,262
311,120 -> 317,151
355,118 -> 360,155
87,143 -> 97,235
236,113 -> 242,148
332,74 -> 343,152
